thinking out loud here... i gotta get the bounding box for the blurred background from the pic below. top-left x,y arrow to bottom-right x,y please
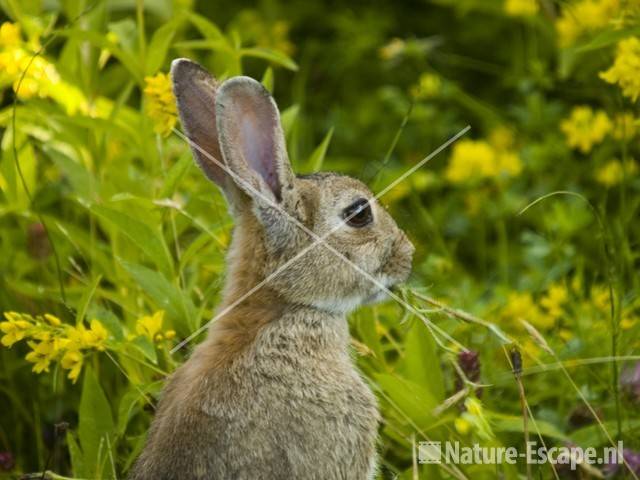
0,0 -> 639,478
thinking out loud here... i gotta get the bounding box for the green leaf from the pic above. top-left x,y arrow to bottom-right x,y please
159,151 -> 193,198
131,335 -> 158,364
66,431 -> 85,478
117,388 -> 144,436
490,413 -> 569,441
375,373 -> 438,430
261,66 -> 274,93
186,12 -> 226,41
398,320 -> 445,402
59,29 -> 143,82
91,204 -> 173,277
571,419 -> 640,448
354,309 -> 385,365
120,261 -> 197,334
79,366 -> 115,479
75,275 -> 102,325
574,26 -> 640,52
307,127 -> 334,172
45,147 -> 94,200
240,47 -> 299,71
146,19 -> 181,75
280,104 -> 300,138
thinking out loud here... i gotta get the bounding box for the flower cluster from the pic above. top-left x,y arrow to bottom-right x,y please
0,22 -> 87,113
560,106 -> 612,153
595,159 -> 638,186
600,37 -> 640,101
445,136 -> 522,184
501,283 -> 569,331
0,22 -> 59,99
1,312 -> 108,382
144,73 -> 178,137
555,0 -> 620,47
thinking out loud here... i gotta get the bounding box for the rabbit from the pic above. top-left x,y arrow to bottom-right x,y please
128,58 -> 414,480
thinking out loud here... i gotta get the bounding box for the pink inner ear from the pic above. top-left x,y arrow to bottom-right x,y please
240,111 -> 281,200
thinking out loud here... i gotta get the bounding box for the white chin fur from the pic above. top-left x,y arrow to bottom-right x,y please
311,295 -> 364,315
311,276 -> 394,314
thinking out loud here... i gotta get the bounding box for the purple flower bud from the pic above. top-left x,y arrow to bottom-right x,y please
455,350 -> 482,397
458,350 -> 481,383
0,451 -> 14,471
603,448 -> 640,478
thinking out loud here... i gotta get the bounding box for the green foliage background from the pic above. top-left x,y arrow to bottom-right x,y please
0,0 -> 639,478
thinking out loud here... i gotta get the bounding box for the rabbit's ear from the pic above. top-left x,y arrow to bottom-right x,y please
215,76 -> 296,209
171,59 -> 228,189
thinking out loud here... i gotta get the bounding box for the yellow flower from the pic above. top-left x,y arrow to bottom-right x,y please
454,417 -> 472,435
66,320 -> 108,350
1,312 -> 32,347
0,22 -> 21,46
540,284 -> 568,319
504,0 -> 539,17
144,73 -> 177,137
86,320 -> 108,350
461,397 -> 494,440
612,112 -> 637,140
560,106 -> 612,153
32,330 -> 52,342
620,316 -> 637,330
445,140 -> 523,184
165,329 -> 176,340
61,350 -> 83,383
595,159 -> 638,186
25,340 -> 55,373
136,311 -> 165,341
555,0 -> 620,47
502,292 -> 554,329
496,151 -> 523,176
600,37 -> 640,101
411,73 -> 441,100
592,285 -> 612,312
445,140 -> 493,182
559,329 -> 573,341
44,314 -> 61,326
502,291 -> 536,321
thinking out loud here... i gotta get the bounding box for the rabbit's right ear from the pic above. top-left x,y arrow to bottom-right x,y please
171,59 -> 230,191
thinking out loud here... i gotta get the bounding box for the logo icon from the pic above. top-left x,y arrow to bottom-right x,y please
418,441 -> 442,464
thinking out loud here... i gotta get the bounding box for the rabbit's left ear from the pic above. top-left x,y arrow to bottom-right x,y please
215,77 -> 298,212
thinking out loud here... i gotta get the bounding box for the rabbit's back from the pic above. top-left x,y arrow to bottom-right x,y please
129,308 -> 379,480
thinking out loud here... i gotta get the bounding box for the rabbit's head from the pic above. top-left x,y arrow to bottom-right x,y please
172,59 -> 413,314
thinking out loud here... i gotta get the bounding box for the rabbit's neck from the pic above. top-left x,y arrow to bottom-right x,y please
203,212 -> 350,368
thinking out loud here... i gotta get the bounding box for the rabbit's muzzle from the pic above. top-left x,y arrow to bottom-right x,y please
379,229 -> 414,286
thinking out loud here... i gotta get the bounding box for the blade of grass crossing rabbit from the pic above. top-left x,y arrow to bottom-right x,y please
171,127 -> 470,354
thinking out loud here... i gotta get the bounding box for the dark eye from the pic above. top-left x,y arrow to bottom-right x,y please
342,198 -> 373,228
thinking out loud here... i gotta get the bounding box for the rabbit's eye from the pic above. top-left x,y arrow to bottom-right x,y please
342,198 -> 373,228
